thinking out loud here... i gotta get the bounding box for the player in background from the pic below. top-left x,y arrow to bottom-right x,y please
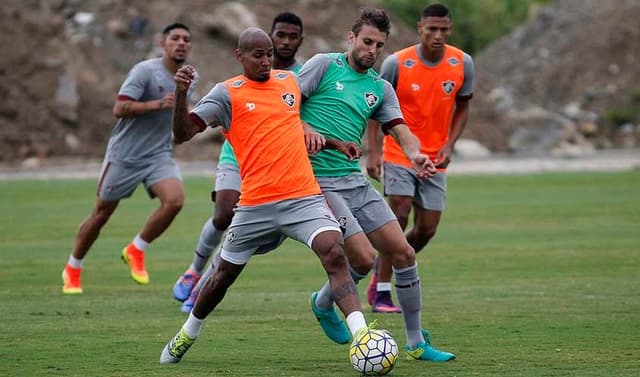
171,12 -> 305,309
366,3 -> 474,314
300,7 -> 455,361
62,23 -> 197,294
160,27 -> 372,364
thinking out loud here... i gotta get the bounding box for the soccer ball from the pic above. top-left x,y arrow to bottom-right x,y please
349,329 -> 398,376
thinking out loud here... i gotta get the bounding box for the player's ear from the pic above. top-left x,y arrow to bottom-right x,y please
348,31 -> 356,45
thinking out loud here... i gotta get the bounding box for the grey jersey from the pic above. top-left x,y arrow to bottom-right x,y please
105,58 -> 197,166
380,46 -> 474,97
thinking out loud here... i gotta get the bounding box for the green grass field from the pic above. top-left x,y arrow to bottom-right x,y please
1,171 -> 639,376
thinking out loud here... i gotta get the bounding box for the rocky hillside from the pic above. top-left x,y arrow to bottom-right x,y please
469,0 -> 640,156
1,0 -> 639,164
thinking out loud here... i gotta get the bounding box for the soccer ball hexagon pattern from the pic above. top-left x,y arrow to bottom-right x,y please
349,329 -> 398,376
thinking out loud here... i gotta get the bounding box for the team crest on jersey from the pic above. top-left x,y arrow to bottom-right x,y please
225,231 -> 236,243
364,92 -> 379,108
337,216 -> 348,231
403,59 -> 417,68
448,57 -> 460,66
275,72 -> 289,80
442,80 -> 455,95
281,92 -> 296,107
231,79 -> 246,88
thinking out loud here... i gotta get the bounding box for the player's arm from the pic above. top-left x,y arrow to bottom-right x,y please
324,139 -> 360,160
172,65 -> 201,143
366,120 -> 382,180
376,80 -> 436,179
436,53 -> 474,168
113,94 -> 174,118
112,63 -> 174,118
301,120 -> 326,154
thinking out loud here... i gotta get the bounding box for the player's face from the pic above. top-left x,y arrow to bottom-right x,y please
161,28 -> 192,63
418,16 -> 452,53
271,22 -> 303,61
347,24 -> 387,73
238,42 -> 274,82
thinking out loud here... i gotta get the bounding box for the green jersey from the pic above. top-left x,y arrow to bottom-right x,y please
299,53 -> 403,177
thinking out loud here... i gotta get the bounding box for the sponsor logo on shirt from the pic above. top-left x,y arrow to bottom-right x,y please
448,57 -> 460,66
336,81 -> 344,91
246,102 -> 256,111
403,59 -> 417,68
364,92 -> 379,108
334,56 -> 344,67
442,80 -> 455,95
411,83 -> 420,92
282,92 -> 296,107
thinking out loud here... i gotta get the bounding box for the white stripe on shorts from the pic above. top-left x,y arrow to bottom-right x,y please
306,226 -> 341,248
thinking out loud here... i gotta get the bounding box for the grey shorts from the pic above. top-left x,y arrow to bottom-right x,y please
383,162 -> 447,211
211,163 -> 241,202
97,158 -> 181,201
317,174 -> 397,239
220,195 -> 341,265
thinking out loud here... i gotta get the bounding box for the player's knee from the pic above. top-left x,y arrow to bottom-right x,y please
321,242 -> 349,273
391,244 -> 416,268
163,196 -> 184,214
212,211 -> 233,230
346,247 -> 375,274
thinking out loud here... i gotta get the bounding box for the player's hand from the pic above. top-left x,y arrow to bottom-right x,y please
434,145 -> 452,169
305,130 -> 326,154
174,65 -> 196,92
366,152 -> 382,181
158,93 -> 174,110
411,153 -> 437,179
334,141 -> 361,160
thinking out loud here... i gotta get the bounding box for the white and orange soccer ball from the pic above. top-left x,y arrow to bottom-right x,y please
349,328 -> 398,376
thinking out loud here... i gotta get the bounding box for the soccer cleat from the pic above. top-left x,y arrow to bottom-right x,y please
372,301 -> 402,314
366,273 -> 378,306
181,285 -> 199,313
405,329 -> 456,362
160,328 -> 196,364
121,245 -> 149,285
173,269 -> 201,302
62,264 -> 83,294
372,292 -> 402,313
310,291 -> 351,344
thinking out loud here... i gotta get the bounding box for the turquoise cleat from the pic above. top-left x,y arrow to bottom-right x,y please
405,329 -> 456,362
310,291 -> 351,344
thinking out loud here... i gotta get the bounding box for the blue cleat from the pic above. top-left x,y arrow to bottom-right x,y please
181,285 -> 199,313
310,291 -> 350,344
405,329 -> 456,362
172,269 -> 201,302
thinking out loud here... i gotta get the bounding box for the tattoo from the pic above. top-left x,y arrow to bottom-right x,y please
332,281 -> 359,302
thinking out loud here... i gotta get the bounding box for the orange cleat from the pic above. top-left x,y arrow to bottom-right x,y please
62,264 -> 83,294
121,244 -> 149,284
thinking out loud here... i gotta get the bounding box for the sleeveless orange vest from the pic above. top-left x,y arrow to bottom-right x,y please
383,45 -> 464,170
224,70 -> 320,206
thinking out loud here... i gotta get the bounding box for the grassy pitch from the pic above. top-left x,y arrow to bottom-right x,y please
0,171 -> 638,376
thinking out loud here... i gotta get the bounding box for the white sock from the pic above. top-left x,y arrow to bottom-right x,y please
68,255 -> 83,269
182,312 -> 204,338
132,234 -> 149,252
345,311 -> 367,337
376,282 -> 392,292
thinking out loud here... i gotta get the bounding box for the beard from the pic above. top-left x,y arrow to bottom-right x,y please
350,51 -> 375,71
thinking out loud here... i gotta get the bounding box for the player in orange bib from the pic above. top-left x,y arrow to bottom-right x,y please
366,3 -> 475,315
160,27 -> 373,365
